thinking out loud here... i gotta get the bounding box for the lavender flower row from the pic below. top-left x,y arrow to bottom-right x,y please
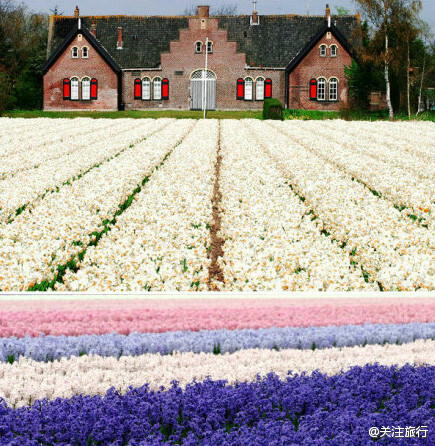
1,364 -> 434,445
2,322 -> 435,363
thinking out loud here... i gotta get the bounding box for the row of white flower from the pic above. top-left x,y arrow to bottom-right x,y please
60,119 -> 218,292
217,120 -> 373,291
320,120 -> 435,180
0,120 -> 194,291
0,118 -> 79,156
1,339 -> 433,407
0,119 -> 113,177
245,120 -> 434,291
325,120 -> 435,162
273,121 -> 433,225
0,119 -> 169,223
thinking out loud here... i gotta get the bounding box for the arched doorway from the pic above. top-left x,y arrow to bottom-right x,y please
190,70 -> 216,110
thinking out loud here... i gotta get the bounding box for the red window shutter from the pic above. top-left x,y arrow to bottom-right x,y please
134,78 -> 142,100
310,78 -> 317,100
162,78 -> 169,100
63,78 -> 71,100
264,78 -> 272,98
90,78 -> 98,100
237,78 -> 244,100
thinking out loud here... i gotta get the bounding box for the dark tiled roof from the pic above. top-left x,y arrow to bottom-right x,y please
51,16 -> 190,69
50,14 -> 358,69
218,15 -> 358,67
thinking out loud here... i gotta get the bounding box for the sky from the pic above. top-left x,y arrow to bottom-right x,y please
17,0 -> 435,31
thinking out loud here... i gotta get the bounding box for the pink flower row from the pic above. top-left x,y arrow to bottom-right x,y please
1,298 -> 434,337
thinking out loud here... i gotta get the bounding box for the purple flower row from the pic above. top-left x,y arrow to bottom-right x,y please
1,322 -> 435,363
0,364 -> 434,445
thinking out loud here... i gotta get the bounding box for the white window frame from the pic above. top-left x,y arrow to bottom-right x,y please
153,77 -> 162,100
244,77 -> 253,101
206,41 -> 213,54
81,77 -> 91,100
319,44 -> 327,57
142,77 -> 151,100
71,47 -> 79,58
195,41 -> 203,53
317,78 -> 326,101
329,78 -> 338,101
330,44 -> 337,57
255,77 -> 265,101
82,46 -> 89,58
70,77 -> 79,100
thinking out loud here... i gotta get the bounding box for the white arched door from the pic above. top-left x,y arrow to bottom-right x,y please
190,70 -> 216,110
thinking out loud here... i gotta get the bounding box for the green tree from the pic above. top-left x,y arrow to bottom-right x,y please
335,7 -> 351,15
0,1 -> 47,111
352,0 -> 422,119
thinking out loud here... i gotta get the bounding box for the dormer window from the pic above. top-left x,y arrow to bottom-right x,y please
82,46 -> 89,58
71,47 -> 79,58
330,44 -> 337,57
195,41 -> 202,53
206,41 -> 213,54
320,44 -> 327,57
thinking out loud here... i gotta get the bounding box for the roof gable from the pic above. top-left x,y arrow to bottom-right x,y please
43,21 -> 121,75
285,22 -> 355,73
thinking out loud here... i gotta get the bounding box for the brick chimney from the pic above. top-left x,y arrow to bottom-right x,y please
74,5 -> 79,17
326,4 -> 331,27
251,0 -> 259,25
197,6 -> 210,18
117,27 -> 123,49
90,20 -> 97,37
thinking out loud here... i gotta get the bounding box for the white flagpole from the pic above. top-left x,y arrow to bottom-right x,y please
203,37 -> 209,119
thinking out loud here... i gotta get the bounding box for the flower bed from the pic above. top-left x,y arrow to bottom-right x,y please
1,365 -> 434,445
0,297 -> 434,443
0,118 -> 433,291
243,119 -> 434,290
2,298 -> 435,337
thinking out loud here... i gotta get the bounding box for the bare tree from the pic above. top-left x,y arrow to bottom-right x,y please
353,0 -> 422,120
182,4 -> 238,16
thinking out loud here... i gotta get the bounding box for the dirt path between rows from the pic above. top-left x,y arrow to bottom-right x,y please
207,121 -> 225,290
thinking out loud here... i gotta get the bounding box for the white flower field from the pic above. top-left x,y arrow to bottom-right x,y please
0,117 -> 433,292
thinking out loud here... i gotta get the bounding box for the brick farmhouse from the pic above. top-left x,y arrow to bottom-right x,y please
43,4 -> 360,111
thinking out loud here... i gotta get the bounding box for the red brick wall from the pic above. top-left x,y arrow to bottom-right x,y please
123,16 -> 285,110
288,32 -> 352,110
44,33 -> 118,111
